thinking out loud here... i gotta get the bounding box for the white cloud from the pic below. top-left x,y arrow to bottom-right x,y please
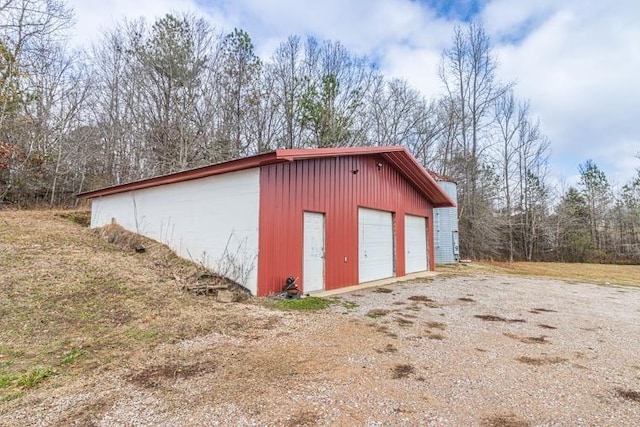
490,0 -> 640,185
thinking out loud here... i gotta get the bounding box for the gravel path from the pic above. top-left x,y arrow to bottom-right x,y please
2,274 -> 639,426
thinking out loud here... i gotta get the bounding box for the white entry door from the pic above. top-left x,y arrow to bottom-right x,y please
303,212 -> 325,293
405,214 -> 428,273
358,208 -> 394,283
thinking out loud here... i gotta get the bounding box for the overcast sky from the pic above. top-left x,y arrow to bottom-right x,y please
66,0 -> 640,189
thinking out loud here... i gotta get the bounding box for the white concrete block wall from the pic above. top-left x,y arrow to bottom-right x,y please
90,168 -> 261,294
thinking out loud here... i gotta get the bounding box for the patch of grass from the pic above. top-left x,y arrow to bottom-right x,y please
529,308 -> 558,314
392,363 -> 415,379
287,410 -> 319,427
408,295 -> 435,302
426,332 -> 445,340
373,287 -> 393,294
481,414 -> 530,427
276,296 -> 333,311
516,356 -> 567,366
616,388 -> 640,403
55,210 -> 91,227
504,333 -> 549,344
475,314 -> 526,323
0,391 -> 25,402
375,325 -> 397,338
61,347 -> 82,365
477,261 -> 640,287
375,343 -> 398,354
537,324 -> 557,330
0,366 -> 55,388
425,321 -> 447,330
367,308 -> 391,318
17,367 -> 55,388
129,362 -> 213,388
394,317 -> 414,326
127,328 -> 160,342
342,301 -> 359,310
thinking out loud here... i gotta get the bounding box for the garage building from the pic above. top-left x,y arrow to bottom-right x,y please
78,146 -> 456,296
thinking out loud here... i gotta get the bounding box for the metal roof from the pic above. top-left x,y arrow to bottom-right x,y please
77,146 -> 456,207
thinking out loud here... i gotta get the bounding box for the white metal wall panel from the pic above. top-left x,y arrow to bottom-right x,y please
358,208 -> 394,283
405,214 -> 428,273
303,212 -> 325,293
90,168 -> 261,294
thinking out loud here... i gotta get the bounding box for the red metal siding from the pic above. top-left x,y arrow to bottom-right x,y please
257,155 -> 434,296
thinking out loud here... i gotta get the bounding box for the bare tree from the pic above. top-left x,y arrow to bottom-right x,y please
439,22 -> 510,258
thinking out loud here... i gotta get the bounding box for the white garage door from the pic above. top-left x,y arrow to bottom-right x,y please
359,208 -> 394,283
405,214 -> 428,273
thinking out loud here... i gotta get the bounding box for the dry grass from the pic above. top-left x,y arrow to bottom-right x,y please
516,356 -> 567,366
503,333 -> 549,344
616,388 -> 640,403
392,364 -> 414,379
476,261 -> 640,287
481,414 -> 530,427
475,315 -> 526,323
0,210 -> 260,401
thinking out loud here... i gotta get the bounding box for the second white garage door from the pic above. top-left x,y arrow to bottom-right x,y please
359,208 -> 394,283
405,214 -> 428,273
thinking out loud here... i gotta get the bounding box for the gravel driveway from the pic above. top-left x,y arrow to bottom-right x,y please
3,274 -> 640,426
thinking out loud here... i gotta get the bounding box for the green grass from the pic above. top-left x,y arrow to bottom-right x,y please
61,348 -> 82,365
0,366 -> 55,391
276,296 -> 333,311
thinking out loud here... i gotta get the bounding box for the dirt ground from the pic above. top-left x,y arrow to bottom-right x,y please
2,275 -> 639,426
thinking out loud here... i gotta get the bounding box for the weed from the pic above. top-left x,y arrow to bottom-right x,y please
375,325 -> 397,338
516,356 -> 566,366
530,308 -> 558,314
16,366 -> 55,388
425,321 -> 446,330
475,314 -> 506,322
537,324 -> 557,330
504,333 -> 548,344
287,410 -> 318,426
55,211 -> 91,227
395,317 -> 414,326
276,296 -> 333,311
61,348 -> 82,365
0,373 -> 14,388
0,391 -> 24,401
392,363 -> 415,379
129,362 -> 213,388
366,309 -> 391,318
375,343 -> 398,354
128,328 -> 160,341
408,295 -> 435,302
426,332 -> 445,340
342,301 -> 359,310
481,414 -> 530,427
475,314 -> 526,323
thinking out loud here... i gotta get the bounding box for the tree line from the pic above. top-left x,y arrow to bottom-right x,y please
1,0 -> 638,263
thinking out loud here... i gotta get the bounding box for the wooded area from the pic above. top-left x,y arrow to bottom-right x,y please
1,0 -> 639,263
